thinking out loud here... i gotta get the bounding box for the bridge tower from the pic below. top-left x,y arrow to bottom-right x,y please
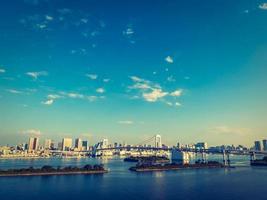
155,135 -> 162,148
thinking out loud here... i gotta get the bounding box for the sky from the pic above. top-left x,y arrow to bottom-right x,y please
0,0 -> 267,147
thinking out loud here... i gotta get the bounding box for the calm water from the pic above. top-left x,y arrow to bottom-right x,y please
0,156 -> 266,200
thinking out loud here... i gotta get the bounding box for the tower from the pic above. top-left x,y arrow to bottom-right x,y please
155,135 -> 162,148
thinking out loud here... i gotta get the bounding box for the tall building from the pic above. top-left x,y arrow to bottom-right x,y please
101,139 -> 108,148
254,141 -> 262,151
82,141 -> 88,151
155,135 -> 162,148
75,138 -> 83,151
44,139 -> 52,150
28,137 -> 39,151
62,138 -> 72,151
262,139 -> 267,151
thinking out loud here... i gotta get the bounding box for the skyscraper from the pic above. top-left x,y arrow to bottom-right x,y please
254,141 -> 262,151
75,138 -> 83,151
82,140 -> 88,151
263,139 -> 267,151
28,137 -> 39,151
62,138 -> 72,151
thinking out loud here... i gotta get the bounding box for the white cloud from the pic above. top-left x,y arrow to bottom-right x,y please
6,89 -> 23,94
47,94 -> 62,99
42,99 -> 54,105
175,102 -> 181,107
259,3 -> 267,10
45,15 -> 53,21
87,96 -> 98,102
20,129 -> 41,137
170,89 -> 183,97
143,89 -> 168,102
123,28 -> 134,35
129,76 -> 143,82
86,74 -> 98,80
166,102 -> 173,106
96,88 -> 105,93
118,120 -> 134,125
66,93 -> 84,99
129,76 -> 184,105
165,56 -> 174,63
103,78 -> 110,83
26,71 -> 48,79
0,68 -> 5,73
37,24 -> 47,29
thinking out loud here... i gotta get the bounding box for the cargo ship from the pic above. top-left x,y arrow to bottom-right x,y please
129,161 -> 228,172
250,156 -> 267,166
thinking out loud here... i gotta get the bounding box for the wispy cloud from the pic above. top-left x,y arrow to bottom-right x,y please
6,89 -> 23,94
47,94 -> 62,99
86,74 -> 98,80
45,15 -> 53,21
20,129 -> 42,137
259,3 -> 267,10
123,27 -> 134,36
0,68 -> 5,73
42,99 -> 54,105
103,78 -> 110,83
26,71 -> 48,80
143,89 -> 168,102
96,88 -> 105,93
170,89 -> 183,97
165,56 -> 174,63
128,76 -> 184,106
118,120 -> 134,125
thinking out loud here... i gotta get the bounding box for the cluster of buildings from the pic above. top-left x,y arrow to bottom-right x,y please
0,135 -> 266,158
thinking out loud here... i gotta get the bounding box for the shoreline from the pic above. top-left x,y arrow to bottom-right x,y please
0,170 -> 108,177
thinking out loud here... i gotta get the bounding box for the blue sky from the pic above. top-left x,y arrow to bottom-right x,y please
0,0 -> 267,146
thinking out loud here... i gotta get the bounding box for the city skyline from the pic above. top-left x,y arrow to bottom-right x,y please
1,0 -> 267,146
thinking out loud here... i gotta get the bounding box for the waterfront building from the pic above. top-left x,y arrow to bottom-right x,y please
62,138 -> 72,151
28,137 -> 39,151
195,142 -> 208,150
155,134 -> 162,148
75,138 -> 83,151
171,149 -> 190,164
262,139 -> 267,151
254,141 -> 262,151
44,139 -> 52,150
